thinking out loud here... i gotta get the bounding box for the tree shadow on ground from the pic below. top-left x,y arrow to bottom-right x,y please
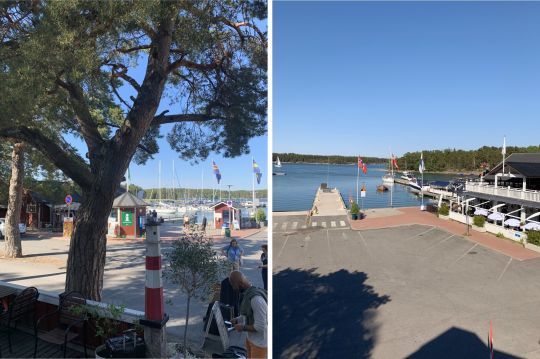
274,268 -> 390,359
407,327 -> 523,359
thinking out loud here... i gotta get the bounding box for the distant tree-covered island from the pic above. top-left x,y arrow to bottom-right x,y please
273,153 -> 387,165
274,145 -> 540,172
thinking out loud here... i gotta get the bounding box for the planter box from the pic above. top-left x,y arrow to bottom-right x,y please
472,225 -> 486,233
351,213 -> 358,220
438,214 -> 450,221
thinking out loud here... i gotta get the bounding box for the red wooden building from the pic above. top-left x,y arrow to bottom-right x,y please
210,201 -> 242,229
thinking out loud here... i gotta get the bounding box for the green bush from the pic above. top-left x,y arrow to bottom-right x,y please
473,215 -> 485,227
527,230 -> 540,246
256,208 -> 266,223
438,203 -> 449,216
350,202 -> 359,215
496,232 -> 505,239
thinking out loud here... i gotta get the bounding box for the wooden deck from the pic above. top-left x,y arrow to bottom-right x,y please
0,328 -> 89,358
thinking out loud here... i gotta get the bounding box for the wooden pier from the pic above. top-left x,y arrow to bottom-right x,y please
310,187 -> 347,216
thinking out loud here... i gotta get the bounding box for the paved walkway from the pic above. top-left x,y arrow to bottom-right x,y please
0,224 -> 268,354
349,207 -> 540,261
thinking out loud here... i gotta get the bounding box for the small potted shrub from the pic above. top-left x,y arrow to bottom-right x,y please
256,208 -> 267,227
350,202 -> 359,220
438,203 -> 450,219
472,215 -> 486,232
70,302 -> 130,358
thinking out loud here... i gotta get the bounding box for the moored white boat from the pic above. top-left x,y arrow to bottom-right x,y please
382,173 -> 395,185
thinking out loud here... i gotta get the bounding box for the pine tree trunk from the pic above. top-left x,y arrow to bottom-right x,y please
64,171 -> 120,300
4,142 -> 25,258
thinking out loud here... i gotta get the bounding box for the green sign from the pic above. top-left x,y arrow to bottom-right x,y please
121,210 -> 133,226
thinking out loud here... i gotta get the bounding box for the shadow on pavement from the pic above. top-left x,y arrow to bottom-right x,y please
273,268 -> 390,358
407,327 -> 523,359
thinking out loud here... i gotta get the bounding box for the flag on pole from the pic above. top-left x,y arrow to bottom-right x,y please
212,161 -> 221,184
502,136 -> 506,155
253,159 -> 262,184
488,320 -> 493,359
358,156 -> 367,174
392,154 -> 399,170
419,152 -> 425,173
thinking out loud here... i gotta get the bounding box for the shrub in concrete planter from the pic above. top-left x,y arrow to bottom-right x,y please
472,215 -> 486,232
350,202 -> 359,220
473,215 -> 485,227
527,230 -> 540,246
438,203 -> 449,218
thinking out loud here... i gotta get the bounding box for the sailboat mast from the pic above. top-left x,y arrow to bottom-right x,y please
158,160 -> 162,203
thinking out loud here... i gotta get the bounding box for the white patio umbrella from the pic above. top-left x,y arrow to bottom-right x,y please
524,222 -> 540,231
504,218 -> 521,227
474,208 -> 488,216
488,212 -> 504,221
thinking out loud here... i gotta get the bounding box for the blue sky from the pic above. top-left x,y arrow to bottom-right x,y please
67,58 -> 267,190
274,1 -> 540,158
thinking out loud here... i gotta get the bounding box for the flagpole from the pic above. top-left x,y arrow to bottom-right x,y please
356,156 -> 360,204
502,135 -> 506,174
252,157 -> 256,216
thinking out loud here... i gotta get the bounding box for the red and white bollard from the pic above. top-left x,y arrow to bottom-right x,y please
140,220 -> 168,357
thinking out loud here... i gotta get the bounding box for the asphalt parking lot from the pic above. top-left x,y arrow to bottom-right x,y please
274,220 -> 540,358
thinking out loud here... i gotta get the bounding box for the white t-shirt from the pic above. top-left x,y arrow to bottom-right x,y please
239,295 -> 267,348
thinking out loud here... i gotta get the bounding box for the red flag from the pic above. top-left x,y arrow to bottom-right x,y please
358,156 -> 368,174
392,154 -> 399,170
489,320 -> 493,359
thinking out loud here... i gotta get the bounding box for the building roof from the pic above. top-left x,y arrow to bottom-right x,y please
112,192 -> 148,208
486,153 -> 540,178
209,201 -> 239,210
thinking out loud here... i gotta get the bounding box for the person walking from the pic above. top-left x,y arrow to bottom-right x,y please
202,216 -> 207,232
229,271 -> 267,359
222,239 -> 243,271
259,244 -> 268,290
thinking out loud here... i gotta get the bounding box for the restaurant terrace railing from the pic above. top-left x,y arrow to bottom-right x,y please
466,182 -> 540,203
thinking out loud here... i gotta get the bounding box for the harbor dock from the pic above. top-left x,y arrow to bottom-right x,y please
311,187 -> 347,216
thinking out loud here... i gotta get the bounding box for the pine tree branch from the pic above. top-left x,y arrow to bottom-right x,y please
0,126 -> 93,189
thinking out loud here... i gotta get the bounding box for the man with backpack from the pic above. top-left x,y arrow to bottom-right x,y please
229,270 -> 267,359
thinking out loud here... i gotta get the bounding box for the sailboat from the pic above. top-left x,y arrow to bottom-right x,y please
273,156 -> 286,176
382,154 -> 396,185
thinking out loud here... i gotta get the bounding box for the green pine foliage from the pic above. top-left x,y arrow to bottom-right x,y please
398,146 -> 540,172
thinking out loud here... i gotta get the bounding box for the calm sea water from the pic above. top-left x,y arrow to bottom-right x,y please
273,163 -> 455,212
